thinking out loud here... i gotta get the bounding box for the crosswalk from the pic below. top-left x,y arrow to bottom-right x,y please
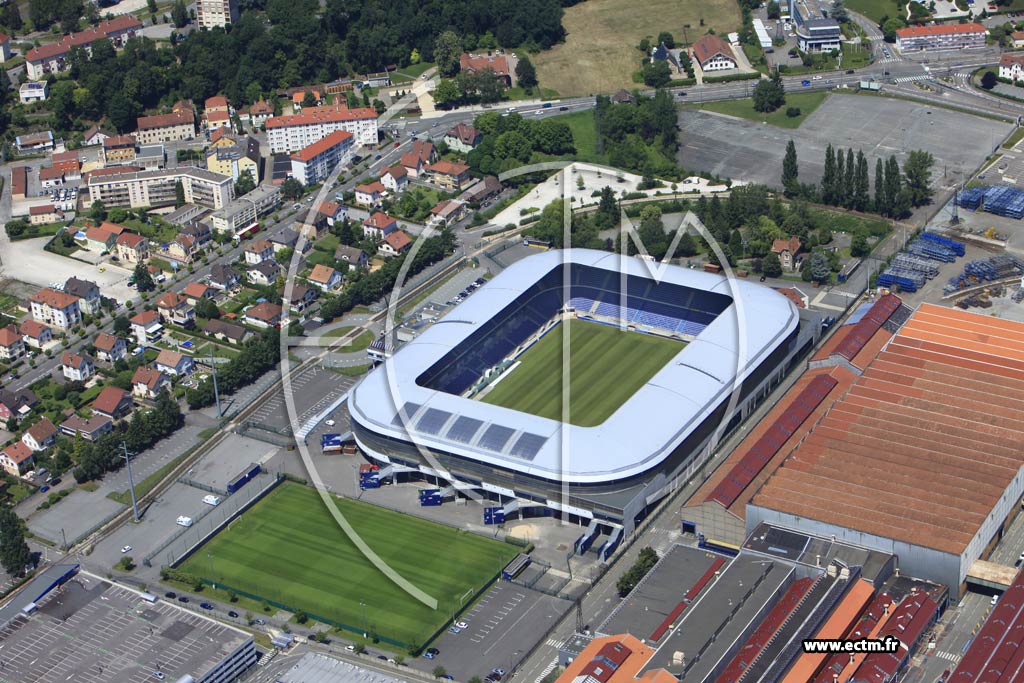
893,74 -> 933,84
877,54 -> 902,64
545,638 -> 564,649
535,659 -> 559,683
934,650 -> 961,663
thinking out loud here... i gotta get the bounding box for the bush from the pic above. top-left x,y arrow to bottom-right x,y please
616,546 -> 659,597
786,107 -> 801,118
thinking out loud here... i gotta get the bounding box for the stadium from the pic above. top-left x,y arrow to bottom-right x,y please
349,249 -> 819,541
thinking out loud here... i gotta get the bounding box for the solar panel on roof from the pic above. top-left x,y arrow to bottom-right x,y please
509,432 -> 547,460
446,416 -> 484,444
391,402 -> 422,427
478,424 -> 516,452
416,408 -> 452,435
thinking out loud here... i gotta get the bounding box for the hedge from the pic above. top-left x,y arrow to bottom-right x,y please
703,71 -> 761,84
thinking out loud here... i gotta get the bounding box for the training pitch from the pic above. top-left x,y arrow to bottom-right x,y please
480,320 -> 684,427
180,482 -> 519,648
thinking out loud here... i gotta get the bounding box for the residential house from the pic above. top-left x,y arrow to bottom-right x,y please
0,325 -> 25,361
691,34 -> 737,71
291,88 -> 323,109
206,135 -> 260,182
204,318 -> 249,344
1000,53 -> 1024,81
354,181 -> 386,207
132,366 -> 171,399
83,225 -> 116,252
428,199 -> 468,227
204,95 -> 230,121
182,282 -> 216,304
209,264 -> 241,291
651,42 -> 681,72
94,332 -> 127,363
22,417 -> 57,452
38,167 -> 64,188
208,126 -> 236,149
63,277 -> 101,315
444,123 -> 482,153
1,441 -> 34,476
335,245 -> 368,269
135,109 -> 196,145
155,349 -> 195,376
1013,31 -> 1024,49
129,309 -> 163,346
61,351 -> 95,382
24,15 -> 142,80
59,414 -> 113,442
268,227 -> 301,254
179,220 -> 213,247
287,283 -> 318,312
459,53 -> 512,87
52,150 -> 82,180
0,388 -> 38,423
167,233 -> 200,263
0,33 -> 10,62
155,292 -> 196,328
771,236 -> 803,271
317,201 -> 346,227
248,259 -> 281,286
16,131 -> 54,154
426,160 -> 471,191
380,165 -> 409,194
248,100 -> 274,129
115,232 -> 149,263
91,386 -> 134,420
379,230 -> 412,257
244,301 -> 283,328
362,212 -> 398,240
29,204 -> 59,226
610,89 -> 634,104
102,134 -> 138,165
83,125 -> 111,147
30,288 -> 81,329
398,153 -> 424,179
244,239 -> 275,265
308,264 -> 343,291
19,320 -> 52,349
459,175 -> 503,204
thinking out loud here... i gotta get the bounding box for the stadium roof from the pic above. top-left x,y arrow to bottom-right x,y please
349,249 -> 798,484
752,303 -> 1024,556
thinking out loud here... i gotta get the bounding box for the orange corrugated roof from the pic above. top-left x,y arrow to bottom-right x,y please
555,635 -> 670,683
782,580 -> 875,683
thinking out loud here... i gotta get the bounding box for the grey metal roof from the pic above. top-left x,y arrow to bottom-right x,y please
349,249 -> 798,484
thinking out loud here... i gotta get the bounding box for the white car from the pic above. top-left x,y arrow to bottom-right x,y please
455,620 -> 468,629
812,75 -> 823,80
121,545 -> 132,553
992,594 -> 1000,605
325,419 -> 336,426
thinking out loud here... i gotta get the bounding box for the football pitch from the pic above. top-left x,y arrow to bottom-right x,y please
180,482 -> 519,648
481,320 -> 684,426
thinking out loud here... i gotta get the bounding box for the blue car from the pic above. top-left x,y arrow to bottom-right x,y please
801,80 -> 811,87
39,485 -> 50,493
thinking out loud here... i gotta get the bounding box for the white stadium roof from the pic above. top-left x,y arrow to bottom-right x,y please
349,249 -> 798,484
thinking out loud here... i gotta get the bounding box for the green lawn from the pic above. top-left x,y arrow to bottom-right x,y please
391,62 -> 436,83
692,91 -> 828,129
180,482 -> 517,647
845,0 -> 898,24
481,320 -> 684,427
549,110 -> 606,164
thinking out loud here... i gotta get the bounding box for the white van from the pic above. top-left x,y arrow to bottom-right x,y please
176,516 -> 194,527
203,495 -> 221,506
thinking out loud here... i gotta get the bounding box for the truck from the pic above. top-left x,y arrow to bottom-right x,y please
203,495 -> 221,506
176,516 -> 194,527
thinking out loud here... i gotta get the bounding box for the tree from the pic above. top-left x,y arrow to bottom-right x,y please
834,148 -> 846,207
2,4 -> 22,31
830,0 -> 850,24
822,144 -> 837,205
354,643 -> 366,654
874,157 -> 886,215
113,315 -> 130,335
657,32 -> 675,48
410,48 -> 421,64
766,0 -> 781,18
782,140 -> 799,196
195,297 -> 220,319
763,251 -> 783,277
642,60 -> 672,88
234,170 -> 256,197
850,232 -> 870,257
433,666 -> 448,679
752,79 -> 785,112
882,18 -> 906,42
171,0 -> 188,27
515,55 -> 538,88
903,149 -> 935,207
810,251 -> 831,282
434,30 -> 463,77
0,507 -> 32,575
133,262 -> 155,292
281,177 -> 304,200
147,0 -> 157,13
432,78 -> 460,108
843,148 -> 855,208
885,155 -> 902,216
854,150 -> 870,211
982,70 -> 998,89
174,180 -> 186,208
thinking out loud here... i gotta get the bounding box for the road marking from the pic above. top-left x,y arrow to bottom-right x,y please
535,659 -> 558,683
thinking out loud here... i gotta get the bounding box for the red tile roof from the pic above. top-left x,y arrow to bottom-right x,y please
29,204 -> 56,216
61,351 -> 90,368
364,212 -> 397,230
459,53 -> 510,77
84,226 -> 114,244
249,100 -> 274,115
104,134 -> 136,148
183,282 -> 213,299
3,441 -> 33,464
205,95 -> 228,110
381,164 -> 407,180
132,365 -> 167,390
38,167 -> 64,181
206,110 -> 231,123
94,332 -> 121,351
26,16 -> 142,63
245,301 -> 283,322
116,232 -> 146,248
318,200 -> 342,216
691,33 -> 735,66
895,22 -> 986,38
355,181 -> 386,195
156,292 -> 186,309
428,160 -> 470,176
92,386 -> 132,415
155,349 -> 187,368
99,221 -> 128,235
382,230 -> 412,251
136,109 -> 193,131
265,104 -> 377,129
290,130 -> 353,162
246,239 -> 273,253
0,325 -> 20,347
771,236 -> 801,254
309,264 -> 339,284
31,288 -> 78,309
19,320 -> 48,338
1000,53 -> 1024,68
130,309 -> 160,325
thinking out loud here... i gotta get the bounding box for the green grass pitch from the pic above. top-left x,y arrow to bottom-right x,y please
180,482 -> 519,647
481,320 -> 685,426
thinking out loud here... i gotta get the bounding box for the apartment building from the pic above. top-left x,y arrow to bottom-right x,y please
197,0 -> 240,29
206,135 -> 260,182
266,105 -> 378,152
88,167 -> 233,210
135,109 -> 196,145
26,16 -> 143,80
895,22 -> 987,51
208,184 -> 281,236
30,288 -> 81,330
289,130 -> 354,185
102,134 -> 137,165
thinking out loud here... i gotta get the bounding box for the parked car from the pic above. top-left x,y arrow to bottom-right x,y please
120,545 -> 131,553
200,602 -> 214,610
448,626 -> 462,634
455,620 -> 468,629
228,611 -> 239,618
164,592 -> 176,599
39,485 -> 49,493
251,618 -> 266,625
178,596 -> 190,603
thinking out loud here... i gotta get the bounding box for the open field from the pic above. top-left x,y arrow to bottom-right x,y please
481,320 -> 684,426
181,482 -> 518,648
533,0 -> 742,96
844,0 -> 899,24
691,91 -> 828,129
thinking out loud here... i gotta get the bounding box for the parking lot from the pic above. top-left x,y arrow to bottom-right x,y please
680,93 -> 1012,189
186,433 -> 280,492
246,362 -> 352,433
428,581 -> 572,682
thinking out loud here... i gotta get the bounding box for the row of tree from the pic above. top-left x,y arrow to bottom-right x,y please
72,388 -> 183,483
616,547 -> 659,597
186,328 -> 279,409
594,90 -> 680,178
465,111 -> 576,175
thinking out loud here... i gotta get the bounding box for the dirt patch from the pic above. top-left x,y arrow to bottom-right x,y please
534,0 -> 742,96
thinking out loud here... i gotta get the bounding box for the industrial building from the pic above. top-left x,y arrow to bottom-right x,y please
0,565 -> 256,683
788,0 -> 841,52
749,303 -> 1024,597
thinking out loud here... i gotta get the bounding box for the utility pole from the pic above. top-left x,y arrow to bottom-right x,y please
209,553 -> 216,590
121,442 -> 140,522
209,347 -> 221,418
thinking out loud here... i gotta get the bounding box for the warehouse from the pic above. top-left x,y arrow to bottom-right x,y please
749,304 -> 1024,596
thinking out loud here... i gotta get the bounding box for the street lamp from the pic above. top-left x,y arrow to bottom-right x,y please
208,552 -> 215,590
361,600 -> 367,638
121,442 -> 140,522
